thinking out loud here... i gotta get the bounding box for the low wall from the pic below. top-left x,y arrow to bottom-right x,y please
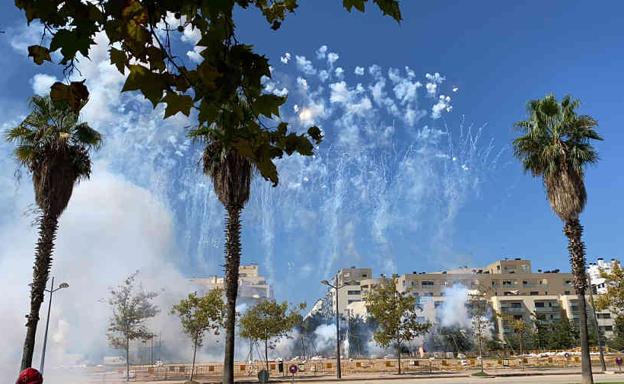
121,354 -> 624,381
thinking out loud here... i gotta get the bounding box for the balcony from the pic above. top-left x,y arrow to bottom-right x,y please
501,307 -> 525,314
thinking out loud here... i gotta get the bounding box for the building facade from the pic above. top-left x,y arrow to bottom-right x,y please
325,258 -> 617,340
191,264 -> 273,306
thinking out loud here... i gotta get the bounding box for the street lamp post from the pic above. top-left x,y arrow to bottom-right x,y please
321,276 -> 344,379
40,277 -> 69,375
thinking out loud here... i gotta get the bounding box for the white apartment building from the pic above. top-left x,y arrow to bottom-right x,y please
324,258 -> 619,340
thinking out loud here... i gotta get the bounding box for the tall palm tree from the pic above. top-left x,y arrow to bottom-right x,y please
7,95 -> 102,371
513,94 -> 601,384
199,139 -> 252,384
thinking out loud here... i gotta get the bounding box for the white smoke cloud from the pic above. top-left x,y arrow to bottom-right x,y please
438,285 -> 471,329
0,164 -> 198,380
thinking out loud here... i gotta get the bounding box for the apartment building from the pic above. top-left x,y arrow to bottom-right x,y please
191,264 -> 273,305
326,258 -> 617,340
588,258 -> 618,294
324,267 -> 374,315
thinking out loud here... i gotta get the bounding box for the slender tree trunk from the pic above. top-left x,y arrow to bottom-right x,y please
20,210 -> 59,371
564,219 -> 594,384
126,337 -> 130,382
478,331 -> 484,373
223,205 -> 242,384
190,339 -> 198,382
397,342 -> 401,375
265,339 -> 269,371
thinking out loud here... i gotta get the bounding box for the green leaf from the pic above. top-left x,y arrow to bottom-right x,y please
109,47 -> 127,74
122,65 -> 168,107
28,45 -> 51,65
253,94 -> 285,118
343,0 -> 366,12
163,93 -> 193,118
197,62 -> 220,90
50,81 -> 90,112
373,0 -> 402,21
307,126 -> 323,144
50,29 -> 94,63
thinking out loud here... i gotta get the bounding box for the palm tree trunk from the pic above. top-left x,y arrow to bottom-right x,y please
564,218 -> 594,384
20,210 -> 59,371
223,205 -> 242,384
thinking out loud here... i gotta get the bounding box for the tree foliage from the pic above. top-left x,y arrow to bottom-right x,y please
171,289 -> 224,382
607,316 -> 624,351
239,299 -> 303,364
513,94 -> 602,223
14,0 -> 400,185
7,95 -> 102,215
596,262 -> 624,316
365,276 -> 430,373
106,271 -> 159,380
172,289 -> 225,348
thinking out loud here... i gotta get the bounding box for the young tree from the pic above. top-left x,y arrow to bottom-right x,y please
239,300 -> 303,370
107,272 -> 159,381
469,294 -> 491,373
496,312 -> 531,358
171,290 -> 225,383
607,316 -> 624,351
365,277 -> 431,374
6,95 -> 102,370
513,94 -> 602,384
549,312 -> 576,350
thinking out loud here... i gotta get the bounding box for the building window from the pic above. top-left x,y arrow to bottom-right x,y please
530,291 -> 539,296
347,290 -> 361,295
564,291 -> 570,295
422,281 -> 434,286
597,313 -> 611,319
535,302 -> 545,308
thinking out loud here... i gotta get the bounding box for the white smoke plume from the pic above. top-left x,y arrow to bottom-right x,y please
438,285 -> 471,329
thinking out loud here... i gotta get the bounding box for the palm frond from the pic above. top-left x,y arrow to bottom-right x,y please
513,94 -> 601,221
5,95 -> 102,213
73,122 -> 103,149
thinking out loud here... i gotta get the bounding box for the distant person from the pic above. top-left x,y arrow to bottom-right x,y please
16,368 -> 43,384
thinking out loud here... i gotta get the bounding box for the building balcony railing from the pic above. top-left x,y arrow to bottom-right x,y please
501,307 -> 524,313
534,306 -> 560,312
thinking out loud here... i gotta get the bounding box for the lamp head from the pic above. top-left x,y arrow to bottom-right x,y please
320,280 -> 330,286
58,282 -> 69,289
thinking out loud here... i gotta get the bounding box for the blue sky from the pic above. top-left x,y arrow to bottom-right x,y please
1,1 -> 623,309
234,0 -> 624,270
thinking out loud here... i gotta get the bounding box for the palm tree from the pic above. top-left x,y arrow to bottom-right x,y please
513,94 -> 601,384
199,139 -> 251,384
7,95 -> 102,370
